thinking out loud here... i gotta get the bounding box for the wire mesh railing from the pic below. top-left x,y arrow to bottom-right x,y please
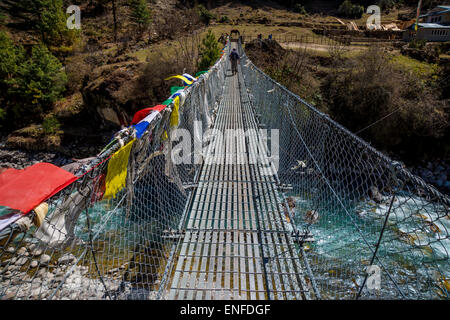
0,42 -> 230,301
238,40 -> 449,300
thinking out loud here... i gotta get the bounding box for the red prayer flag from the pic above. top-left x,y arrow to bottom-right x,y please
0,163 -> 77,214
131,105 -> 167,125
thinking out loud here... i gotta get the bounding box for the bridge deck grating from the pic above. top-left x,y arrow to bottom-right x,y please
167,45 -> 309,300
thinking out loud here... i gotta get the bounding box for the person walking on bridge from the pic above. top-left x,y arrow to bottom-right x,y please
229,48 -> 240,76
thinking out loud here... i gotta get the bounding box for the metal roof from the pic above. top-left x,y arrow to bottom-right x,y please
411,22 -> 450,29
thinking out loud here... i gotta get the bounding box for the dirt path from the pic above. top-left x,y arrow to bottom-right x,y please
280,42 -> 366,53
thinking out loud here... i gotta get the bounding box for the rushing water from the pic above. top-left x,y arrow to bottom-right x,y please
70,189 -> 449,299
292,192 -> 449,299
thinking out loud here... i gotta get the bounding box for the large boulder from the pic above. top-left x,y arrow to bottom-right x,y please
81,61 -> 143,129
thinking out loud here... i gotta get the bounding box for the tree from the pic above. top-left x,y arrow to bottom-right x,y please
0,31 -> 24,86
38,0 -> 67,45
130,0 -> 152,33
0,31 -> 25,127
338,0 -> 364,19
197,4 -> 214,25
112,0 -> 118,42
14,44 -> 67,110
0,0 -> 76,46
198,29 -> 221,71
0,36 -> 67,129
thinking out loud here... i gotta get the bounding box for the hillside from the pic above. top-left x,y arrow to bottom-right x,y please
0,0 -> 449,193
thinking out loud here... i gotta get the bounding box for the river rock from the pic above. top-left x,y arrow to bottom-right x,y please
46,272 -> 55,281
30,288 -> 42,299
14,257 -> 28,266
2,291 -> 15,300
17,247 -> 27,255
304,210 -> 319,224
6,265 -> 18,272
30,248 -> 43,257
39,254 -> 51,266
36,268 -> 46,277
6,247 -> 15,254
368,186 -> 383,203
30,260 -> 38,268
69,292 -> 78,300
58,253 -> 76,265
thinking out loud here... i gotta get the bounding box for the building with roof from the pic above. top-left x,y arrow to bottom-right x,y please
403,5 -> 450,42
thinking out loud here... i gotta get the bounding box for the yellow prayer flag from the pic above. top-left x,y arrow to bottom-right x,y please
104,139 -> 136,199
164,75 -> 194,85
170,96 -> 180,127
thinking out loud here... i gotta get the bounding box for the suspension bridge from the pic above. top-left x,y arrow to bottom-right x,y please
0,40 -> 448,300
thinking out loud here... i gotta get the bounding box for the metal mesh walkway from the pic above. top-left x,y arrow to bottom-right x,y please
166,45 -> 309,300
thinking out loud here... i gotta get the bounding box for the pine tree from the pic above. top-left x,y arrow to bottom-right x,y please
39,0 -> 67,45
198,30 -> 221,71
130,0 -> 152,33
0,40 -> 68,128
0,31 -> 24,83
0,31 -> 25,126
14,44 -> 67,109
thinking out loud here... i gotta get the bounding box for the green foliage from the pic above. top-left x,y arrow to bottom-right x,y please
198,30 -> 221,71
0,108 -> 6,127
293,4 -> 307,14
0,9 -> 6,26
378,0 -> 396,11
0,31 -> 24,82
197,4 -> 214,25
219,15 -> 230,23
39,0 -> 67,45
408,39 -> 427,50
42,114 -> 60,135
0,32 -> 67,130
130,0 -> 152,32
0,0 -> 77,46
321,47 -> 447,160
338,0 -> 364,19
14,44 -> 67,108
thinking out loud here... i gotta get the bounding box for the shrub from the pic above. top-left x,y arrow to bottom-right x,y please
338,0 -> 364,19
1,0 -> 78,46
293,4 -> 307,14
321,46 -> 448,160
42,114 -> 61,135
408,39 -> 427,50
197,4 -> 214,25
378,0 -> 396,11
219,15 -> 229,23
